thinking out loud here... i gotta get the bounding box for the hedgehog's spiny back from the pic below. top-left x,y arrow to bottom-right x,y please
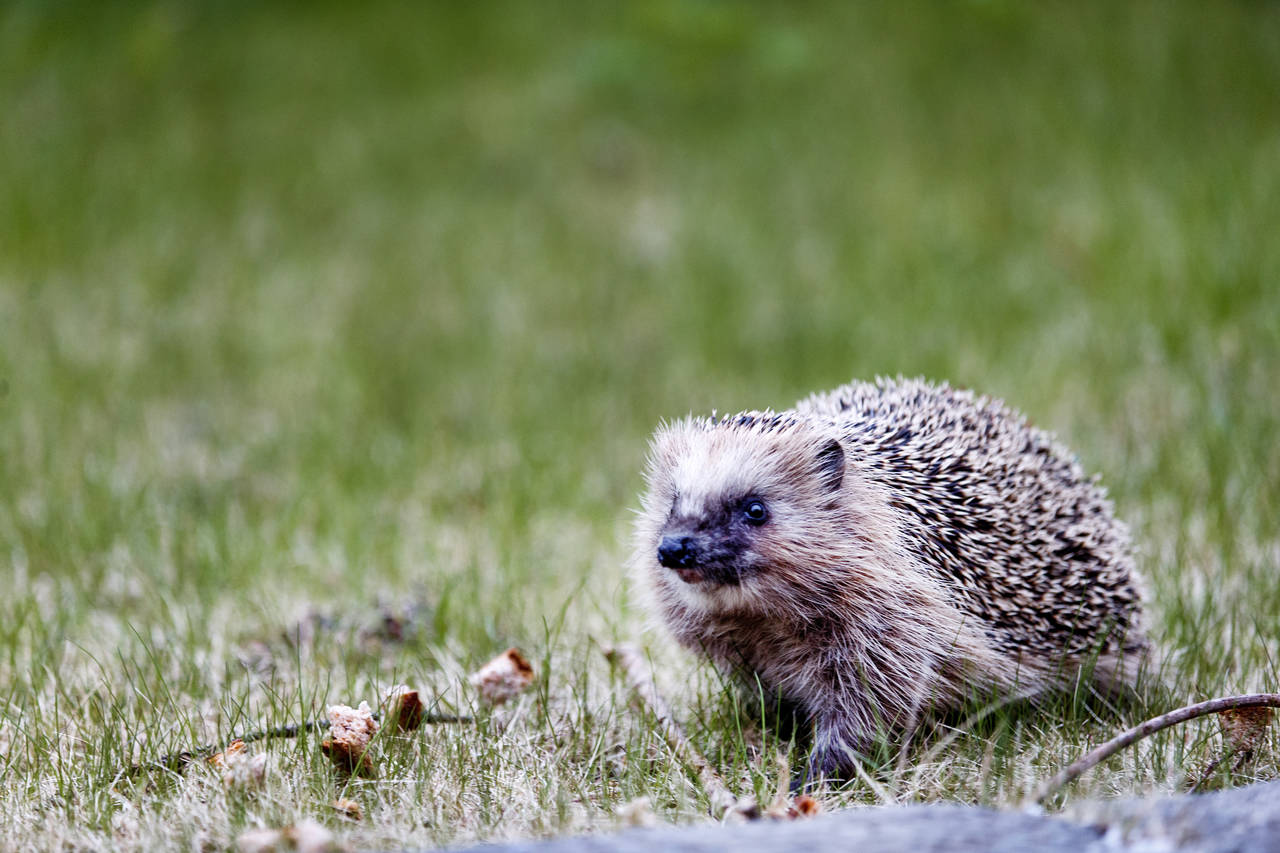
801,377 -> 1145,660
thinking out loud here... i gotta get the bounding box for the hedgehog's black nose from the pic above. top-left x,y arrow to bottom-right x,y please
657,535 -> 697,569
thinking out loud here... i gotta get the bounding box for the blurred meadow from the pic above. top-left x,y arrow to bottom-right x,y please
1,0 -> 1279,849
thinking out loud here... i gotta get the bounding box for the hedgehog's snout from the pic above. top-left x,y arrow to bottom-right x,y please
657,535 -> 698,569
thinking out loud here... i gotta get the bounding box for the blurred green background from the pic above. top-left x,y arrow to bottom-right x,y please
4,0 -> 1280,717
1,0 -> 1278,845
4,0 -> 1279,696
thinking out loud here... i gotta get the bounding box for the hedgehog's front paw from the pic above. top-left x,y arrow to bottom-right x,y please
792,755 -> 833,793
794,736 -> 863,791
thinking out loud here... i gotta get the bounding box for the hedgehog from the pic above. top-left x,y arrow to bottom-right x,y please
632,377 -> 1147,782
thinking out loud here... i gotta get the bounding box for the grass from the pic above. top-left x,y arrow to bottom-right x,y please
1,0 -> 1278,848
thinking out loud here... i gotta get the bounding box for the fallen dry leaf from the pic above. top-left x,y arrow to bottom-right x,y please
321,701 -> 377,776
469,647 -> 535,705
1219,706 -> 1274,755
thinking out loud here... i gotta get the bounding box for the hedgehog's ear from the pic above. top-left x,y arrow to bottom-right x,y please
815,438 -> 844,493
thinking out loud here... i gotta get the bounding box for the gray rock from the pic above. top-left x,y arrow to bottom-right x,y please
1067,780 -> 1280,852
426,782 -> 1280,853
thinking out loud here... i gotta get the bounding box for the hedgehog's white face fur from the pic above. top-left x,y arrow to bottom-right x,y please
635,412 -> 870,618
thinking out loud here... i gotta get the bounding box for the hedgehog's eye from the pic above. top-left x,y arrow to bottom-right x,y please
742,499 -> 769,525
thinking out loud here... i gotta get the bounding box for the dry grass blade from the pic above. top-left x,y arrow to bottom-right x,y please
604,643 -> 741,817
761,754 -> 823,820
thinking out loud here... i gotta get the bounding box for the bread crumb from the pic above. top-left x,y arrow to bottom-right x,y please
469,648 -> 535,705
382,685 -> 425,731
321,701 -> 377,776
331,798 -> 363,821
790,794 -> 821,817
208,739 -> 246,768
221,751 -> 268,790
615,796 -> 656,827
236,819 -> 339,852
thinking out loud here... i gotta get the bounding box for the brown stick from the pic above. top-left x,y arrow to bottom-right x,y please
126,712 -> 472,777
604,643 -> 740,816
1031,692 -> 1280,805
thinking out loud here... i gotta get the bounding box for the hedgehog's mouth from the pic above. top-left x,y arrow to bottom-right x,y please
667,562 -> 742,587
672,567 -> 704,585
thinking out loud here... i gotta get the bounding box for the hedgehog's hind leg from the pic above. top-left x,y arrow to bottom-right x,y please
1085,634 -> 1155,705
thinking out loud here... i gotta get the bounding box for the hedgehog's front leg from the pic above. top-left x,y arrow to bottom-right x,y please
797,702 -> 875,789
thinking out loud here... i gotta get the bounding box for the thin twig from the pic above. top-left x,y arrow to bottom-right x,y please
1030,692 -> 1280,805
604,643 -> 740,817
126,712 -> 471,777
